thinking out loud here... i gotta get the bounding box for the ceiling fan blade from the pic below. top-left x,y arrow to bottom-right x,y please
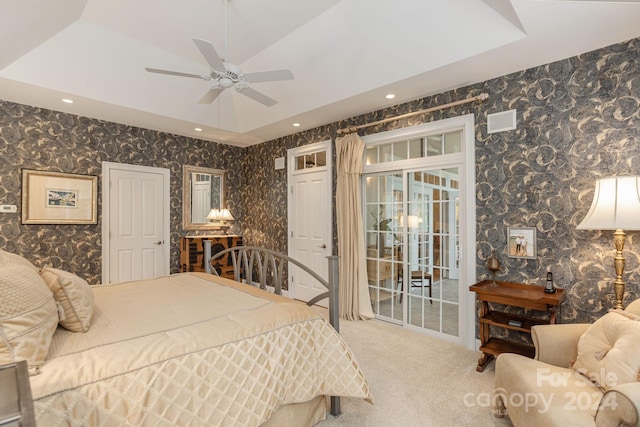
145,67 -> 210,80
199,87 -> 224,104
192,38 -> 226,72
243,69 -> 294,83
236,86 -> 277,107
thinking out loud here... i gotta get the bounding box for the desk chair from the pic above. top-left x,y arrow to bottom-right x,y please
398,269 -> 432,304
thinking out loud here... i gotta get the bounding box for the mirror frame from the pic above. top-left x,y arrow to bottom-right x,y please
182,165 -> 226,231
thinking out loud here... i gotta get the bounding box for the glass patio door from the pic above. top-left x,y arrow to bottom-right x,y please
365,167 -> 460,338
362,115 -> 475,346
406,168 -> 459,336
365,173 -> 403,323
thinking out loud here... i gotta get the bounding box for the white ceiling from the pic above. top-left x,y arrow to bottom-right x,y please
1,0 -> 640,147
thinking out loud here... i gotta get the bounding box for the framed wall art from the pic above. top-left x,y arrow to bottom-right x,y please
507,226 -> 537,259
22,169 -> 98,224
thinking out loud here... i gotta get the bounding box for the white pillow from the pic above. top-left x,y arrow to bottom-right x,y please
39,267 -> 94,332
573,310 -> 640,390
0,263 -> 58,375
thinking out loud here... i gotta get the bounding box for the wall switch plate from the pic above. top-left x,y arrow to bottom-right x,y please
0,205 -> 17,213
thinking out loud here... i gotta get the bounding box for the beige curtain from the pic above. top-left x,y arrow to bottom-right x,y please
335,133 -> 374,320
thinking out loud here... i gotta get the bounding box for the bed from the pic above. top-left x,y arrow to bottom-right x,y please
0,247 -> 372,426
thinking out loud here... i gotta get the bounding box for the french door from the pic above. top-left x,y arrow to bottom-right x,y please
362,115 -> 476,347
365,168 -> 460,336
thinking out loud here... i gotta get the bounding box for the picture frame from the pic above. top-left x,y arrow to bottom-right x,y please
507,226 -> 537,259
22,169 -> 98,225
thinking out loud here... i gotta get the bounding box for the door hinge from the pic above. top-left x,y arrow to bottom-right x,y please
290,185 -> 293,194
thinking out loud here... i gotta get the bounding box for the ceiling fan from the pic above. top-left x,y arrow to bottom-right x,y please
145,0 -> 293,107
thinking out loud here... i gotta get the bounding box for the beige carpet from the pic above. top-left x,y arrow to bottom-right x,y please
314,316 -> 514,427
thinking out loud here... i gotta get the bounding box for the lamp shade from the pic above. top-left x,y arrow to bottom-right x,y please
207,208 -> 234,222
207,208 -> 221,221
577,176 -> 640,230
217,208 -> 234,221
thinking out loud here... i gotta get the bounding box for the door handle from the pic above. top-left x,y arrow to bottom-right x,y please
154,241 -> 163,245
319,244 -> 327,249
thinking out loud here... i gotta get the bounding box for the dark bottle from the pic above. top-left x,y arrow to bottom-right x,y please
544,271 -> 556,294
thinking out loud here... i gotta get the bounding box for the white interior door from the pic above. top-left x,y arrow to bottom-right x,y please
102,162 -> 170,284
287,140 -> 332,304
191,175 -> 211,223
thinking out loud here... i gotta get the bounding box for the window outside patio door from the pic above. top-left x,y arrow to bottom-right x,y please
362,115 -> 476,347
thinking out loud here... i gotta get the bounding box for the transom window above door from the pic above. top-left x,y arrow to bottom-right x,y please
365,130 -> 462,165
294,150 -> 327,171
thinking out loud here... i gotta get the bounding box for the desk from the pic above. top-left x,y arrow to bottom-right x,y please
469,280 -> 564,372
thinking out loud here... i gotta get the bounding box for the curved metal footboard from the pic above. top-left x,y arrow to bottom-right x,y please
203,242 -> 342,417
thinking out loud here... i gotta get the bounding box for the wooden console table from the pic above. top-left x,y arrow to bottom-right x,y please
180,235 -> 242,279
469,280 -> 564,372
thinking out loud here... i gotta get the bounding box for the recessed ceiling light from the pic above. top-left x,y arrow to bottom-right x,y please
293,123 -> 301,127
194,127 -> 202,132
385,94 -> 395,100
62,98 -> 74,104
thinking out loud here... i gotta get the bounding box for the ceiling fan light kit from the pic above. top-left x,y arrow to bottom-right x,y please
145,0 -> 293,107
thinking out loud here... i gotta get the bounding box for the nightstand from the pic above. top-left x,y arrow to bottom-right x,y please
0,360 -> 36,427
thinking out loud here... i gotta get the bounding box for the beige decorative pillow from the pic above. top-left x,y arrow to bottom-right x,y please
0,263 -> 58,375
625,299 -> 640,317
573,310 -> 640,390
39,267 -> 94,332
0,248 -> 39,271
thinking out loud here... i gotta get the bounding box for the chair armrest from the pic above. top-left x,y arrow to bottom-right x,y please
595,382 -> 640,427
531,323 -> 590,367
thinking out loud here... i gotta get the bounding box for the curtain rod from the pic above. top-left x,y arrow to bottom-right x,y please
336,93 -> 489,136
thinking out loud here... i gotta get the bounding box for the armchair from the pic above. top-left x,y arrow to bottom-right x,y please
494,299 -> 640,427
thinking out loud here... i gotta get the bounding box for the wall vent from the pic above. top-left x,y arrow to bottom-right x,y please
487,110 -> 517,133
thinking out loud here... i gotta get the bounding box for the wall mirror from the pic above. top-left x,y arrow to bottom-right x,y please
182,165 -> 225,231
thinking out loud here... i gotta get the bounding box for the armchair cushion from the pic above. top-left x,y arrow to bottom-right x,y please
532,323 -> 591,367
595,382 -> 640,427
573,310 -> 640,390
495,353 -> 600,427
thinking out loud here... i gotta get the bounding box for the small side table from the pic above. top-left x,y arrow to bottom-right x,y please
469,280 -> 564,372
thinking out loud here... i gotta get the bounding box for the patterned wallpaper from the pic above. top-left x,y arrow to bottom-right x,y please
0,103 -> 244,284
1,37 -> 638,324
243,37 -> 640,324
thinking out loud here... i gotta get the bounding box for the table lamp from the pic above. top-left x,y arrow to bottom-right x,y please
577,176 -> 640,309
207,208 -> 234,232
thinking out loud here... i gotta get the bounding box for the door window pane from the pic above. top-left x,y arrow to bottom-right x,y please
364,130 -> 462,165
444,131 -> 462,154
393,140 -> 408,161
294,150 -> 327,171
366,146 -> 379,165
365,172 -> 403,322
426,136 -> 443,156
366,167 -> 460,338
408,138 -> 423,159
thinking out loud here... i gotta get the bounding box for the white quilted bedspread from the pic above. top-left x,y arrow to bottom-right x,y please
31,273 -> 371,426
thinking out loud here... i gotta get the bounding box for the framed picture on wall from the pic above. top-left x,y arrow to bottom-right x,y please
507,226 -> 537,259
22,169 -> 98,224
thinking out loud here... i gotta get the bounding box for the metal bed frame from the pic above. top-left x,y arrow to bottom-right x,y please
203,242 -> 341,417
